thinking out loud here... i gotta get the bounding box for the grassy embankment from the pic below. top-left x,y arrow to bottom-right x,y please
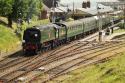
0,25 -> 19,51
0,17 -> 49,52
0,17 -> 20,52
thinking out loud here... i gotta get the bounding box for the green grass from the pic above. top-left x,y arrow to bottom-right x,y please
54,52 -> 125,83
0,25 -> 20,51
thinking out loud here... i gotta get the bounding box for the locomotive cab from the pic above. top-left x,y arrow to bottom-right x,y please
22,28 -> 41,54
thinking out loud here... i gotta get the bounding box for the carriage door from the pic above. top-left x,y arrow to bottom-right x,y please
54,27 -> 59,39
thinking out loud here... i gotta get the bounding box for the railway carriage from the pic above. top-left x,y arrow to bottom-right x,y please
63,20 -> 83,41
80,17 -> 98,34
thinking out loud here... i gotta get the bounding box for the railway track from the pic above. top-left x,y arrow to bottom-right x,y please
0,50 -> 26,69
0,42 -> 86,70
31,41 -> 125,83
0,40 -> 93,82
112,34 -> 125,40
0,41 -> 80,70
0,40 -> 123,83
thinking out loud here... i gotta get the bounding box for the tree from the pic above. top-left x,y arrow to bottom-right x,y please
0,0 -> 14,27
0,0 -> 13,16
0,0 -> 42,28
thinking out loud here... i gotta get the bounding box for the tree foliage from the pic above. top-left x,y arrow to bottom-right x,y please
0,0 -> 42,28
0,0 -> 13,16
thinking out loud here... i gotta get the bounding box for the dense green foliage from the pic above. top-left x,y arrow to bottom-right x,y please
12,0 -> 42,20
0,0 -> 13,16
0,0 -> 42,27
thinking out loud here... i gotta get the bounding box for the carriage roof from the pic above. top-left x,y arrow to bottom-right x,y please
63,16 -> 96,27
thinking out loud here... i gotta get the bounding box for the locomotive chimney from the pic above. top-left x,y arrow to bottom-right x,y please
82,1 -> 87,8
87,0 -> 90,8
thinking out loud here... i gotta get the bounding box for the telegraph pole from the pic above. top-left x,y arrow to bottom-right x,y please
52,0 -> 55,23
73,1 -> 75,19
123,4 -> 125,28
97,3 -> 102,42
